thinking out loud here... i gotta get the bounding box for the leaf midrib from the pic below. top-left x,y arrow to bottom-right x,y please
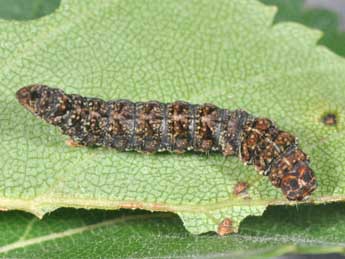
0,213 -> 172,255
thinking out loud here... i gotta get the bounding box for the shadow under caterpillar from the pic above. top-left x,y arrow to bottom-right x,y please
16,84 -> 317,201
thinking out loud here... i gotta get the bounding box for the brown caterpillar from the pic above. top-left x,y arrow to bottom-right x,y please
16,84 -> 317,201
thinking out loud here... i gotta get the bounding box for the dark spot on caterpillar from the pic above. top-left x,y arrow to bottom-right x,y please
217,218 -> 233,236
16,84 -> 318,201
233,182 -> 249,197
322,113 -> 337,126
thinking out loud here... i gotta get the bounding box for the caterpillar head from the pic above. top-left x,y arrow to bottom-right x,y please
16,84 -> 68,123
16,84 -> 46,114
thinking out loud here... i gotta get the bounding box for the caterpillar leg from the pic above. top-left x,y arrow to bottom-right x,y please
174,150 -> 186,154
137,150 -> 156,155
65,139 -> 84,147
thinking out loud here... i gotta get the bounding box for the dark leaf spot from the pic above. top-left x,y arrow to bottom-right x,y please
322,113 -> 337,126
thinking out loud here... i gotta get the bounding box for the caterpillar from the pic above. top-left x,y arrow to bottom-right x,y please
16,84 -> 317,201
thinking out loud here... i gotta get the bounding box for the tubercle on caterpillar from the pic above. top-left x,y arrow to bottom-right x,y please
16,84 -> 317,201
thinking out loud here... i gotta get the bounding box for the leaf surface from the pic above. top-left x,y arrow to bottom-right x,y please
1,0 -> 345,235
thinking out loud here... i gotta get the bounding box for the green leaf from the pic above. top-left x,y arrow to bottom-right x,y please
261,0 -> 345,57
1,0 -> 345,237
1,204 -> 345,258
0,0 -> 60,21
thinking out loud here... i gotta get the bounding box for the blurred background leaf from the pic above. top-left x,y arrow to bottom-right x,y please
1,204 -> 345,258
261,0 -> 345,57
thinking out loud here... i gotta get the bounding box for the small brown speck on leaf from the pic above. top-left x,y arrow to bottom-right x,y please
217,218 -> 233,236
234,182 -> 249,197
322,113 -> 337,126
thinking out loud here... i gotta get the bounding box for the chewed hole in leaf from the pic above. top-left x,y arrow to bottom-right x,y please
0,0 -> 60,21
